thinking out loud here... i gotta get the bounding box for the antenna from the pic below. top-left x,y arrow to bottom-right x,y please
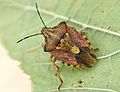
17,3 -> 46,43
17,33 -> 42,43
35,3 -> 47,28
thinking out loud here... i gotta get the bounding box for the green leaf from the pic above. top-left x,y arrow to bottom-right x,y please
0,0 -> 120,92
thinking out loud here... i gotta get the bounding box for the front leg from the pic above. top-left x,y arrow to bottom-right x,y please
51,56 -> 63,90
51,57 -> 59,76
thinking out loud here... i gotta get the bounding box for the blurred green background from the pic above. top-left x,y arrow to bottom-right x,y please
0,0 -> 120,92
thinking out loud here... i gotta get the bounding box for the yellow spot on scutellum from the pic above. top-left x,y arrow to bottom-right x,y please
71,45 -> 80,54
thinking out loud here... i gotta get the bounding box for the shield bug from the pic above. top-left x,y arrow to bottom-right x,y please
17,3 -> 97,90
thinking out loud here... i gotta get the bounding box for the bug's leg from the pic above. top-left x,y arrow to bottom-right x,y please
66,17 -> 71,23
93,48 -> 99,51
81,31 -> 86,35
51,57 -> 59,76
80,27 -> 87,32
91,48 -> 99,52
51,57 -> 63,90
54,64 -> 60,76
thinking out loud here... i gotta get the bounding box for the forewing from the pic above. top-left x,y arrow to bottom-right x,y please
75,48 -> 96,67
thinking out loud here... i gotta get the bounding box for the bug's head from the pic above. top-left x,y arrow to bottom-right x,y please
17,3 -> 67,52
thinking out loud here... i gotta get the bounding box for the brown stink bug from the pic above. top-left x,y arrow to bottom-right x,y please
17,3 -> 98,90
